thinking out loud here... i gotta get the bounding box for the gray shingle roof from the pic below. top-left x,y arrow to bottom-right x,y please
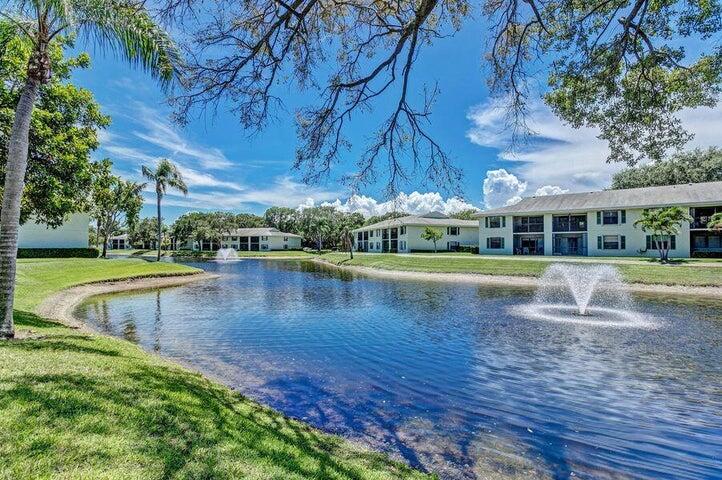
354,212 -> 478,231
227,227 -> 302,238
478,181 -> 722,216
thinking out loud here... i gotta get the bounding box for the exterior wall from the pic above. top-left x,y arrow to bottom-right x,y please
479,208 -> 697,257
18,213 -> 90,248
219,234 -> 302,251
478,215 -> 513,255
354,223 -> 479,252
403,225 -> 478,252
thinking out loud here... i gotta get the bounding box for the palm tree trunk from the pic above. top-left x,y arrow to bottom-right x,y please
0,79 -> 40,339
156,189 -> 162,262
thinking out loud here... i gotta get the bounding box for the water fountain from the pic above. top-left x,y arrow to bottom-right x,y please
214,248 -> 240,262
512,263 -> 656,328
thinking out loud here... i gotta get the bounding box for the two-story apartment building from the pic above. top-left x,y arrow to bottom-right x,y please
216,227 -> 302,251
477,181 -> 722,258
352,212 -> 479,253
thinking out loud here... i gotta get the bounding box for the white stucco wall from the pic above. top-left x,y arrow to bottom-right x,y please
356,224 -> 479,252
220,234 -> 302,251
17,213 -> 90,248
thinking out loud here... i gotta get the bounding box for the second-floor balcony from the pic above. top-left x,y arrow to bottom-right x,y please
513,216 -> 544,233
690,206 -> 722,229
552,214 -> 587,232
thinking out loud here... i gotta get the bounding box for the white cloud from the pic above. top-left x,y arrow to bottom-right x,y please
482,169 -> 527,209
466,98 -> 722,192
534,185 -> 569,196
299,191 -> 479,217
131,105 -> 232,170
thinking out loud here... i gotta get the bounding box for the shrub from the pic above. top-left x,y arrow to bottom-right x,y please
17,248 -> 100,259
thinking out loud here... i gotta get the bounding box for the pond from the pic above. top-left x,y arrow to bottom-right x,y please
75,260 -> 722,480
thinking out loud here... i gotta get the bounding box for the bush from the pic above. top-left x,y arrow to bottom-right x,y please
17,248 -> 100,259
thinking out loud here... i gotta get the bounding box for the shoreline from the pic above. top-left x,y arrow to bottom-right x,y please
35,272 -> 219,330
313,258 -> 722,298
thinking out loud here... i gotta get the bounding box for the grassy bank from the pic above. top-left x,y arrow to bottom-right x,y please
320,253 -> 722,287
0,258 -> 432,480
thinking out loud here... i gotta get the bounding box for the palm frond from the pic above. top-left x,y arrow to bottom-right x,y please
72,0 -> 183,89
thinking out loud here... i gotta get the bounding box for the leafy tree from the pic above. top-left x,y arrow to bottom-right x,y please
234,212 -> 265,228
708,212 -> 722,231
611,148 -> 722,189
170,211 -> 204,249
364,212 -> 408,227
420,226 -> 443,253
142,159 -> 188,261
298,206 -> 335,253
264,206 -> 298,233
0,0 -> 181,339
90,162 -> 144,259
336,211 -> 365,259
449,209 -> 479,221
130,217 -> 165,249
205,211 -> 236,247
634,207 -> 693,262
165,0 -> 722,192
0,29 -> 110,227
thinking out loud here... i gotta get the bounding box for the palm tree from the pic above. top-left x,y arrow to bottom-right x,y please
142,159 -> 188,261
0,1 -> 182,339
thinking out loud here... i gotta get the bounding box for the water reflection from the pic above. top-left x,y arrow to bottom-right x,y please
75,260 -> 722,480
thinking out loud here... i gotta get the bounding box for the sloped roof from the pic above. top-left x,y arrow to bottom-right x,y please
227,227 -> 302,238
478,181 -> 722,216
354,212 -> 478,231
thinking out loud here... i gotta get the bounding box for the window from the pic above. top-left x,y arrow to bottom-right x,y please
448,241 -> 460,251
261,244 -> 268,250
447,226 -> 460,236
231,236 -> 238,241
376,242 -> 380,250
602,210 -> 619,225
400,240 -> 406,250
400,226 -> 406,235
487,237 -> 504,249
261,236 -> 268,241
513,216 -> 544,233
598,235 -> 624,250
646,235 -> 676,250
486,216 -> 505,228
284,244 -> 288,250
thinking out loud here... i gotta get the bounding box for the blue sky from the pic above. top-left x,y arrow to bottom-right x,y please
71,15 -> 722,222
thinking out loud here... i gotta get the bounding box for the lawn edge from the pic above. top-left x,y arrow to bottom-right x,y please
313,258 -> 722,298
35,271 -> 220,329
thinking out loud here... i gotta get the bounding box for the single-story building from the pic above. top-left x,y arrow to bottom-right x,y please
477,181 -> 722,258
352,211 -> 479,253
18,213 -> 90,248
211,227 -> 302,251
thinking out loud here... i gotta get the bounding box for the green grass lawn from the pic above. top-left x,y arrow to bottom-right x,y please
320,253 -> 722,287
1,258 -> 432,480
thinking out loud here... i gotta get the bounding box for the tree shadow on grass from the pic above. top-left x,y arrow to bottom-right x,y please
13,310 -> 64,329
2,359 -> 431,479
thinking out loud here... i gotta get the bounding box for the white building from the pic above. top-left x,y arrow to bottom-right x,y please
352,212 -> 479,253
215,227 -> 302,251
107,233 -> 132,250
18,213 -> 90,248
477,181 -> 722,258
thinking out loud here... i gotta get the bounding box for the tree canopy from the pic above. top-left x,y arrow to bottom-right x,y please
611,148 -> 722,189
0,29 -> 109,226
160,0 -> 722,192
633,206 -> 693,262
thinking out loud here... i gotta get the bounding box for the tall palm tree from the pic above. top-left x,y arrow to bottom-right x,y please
142,159 -> 187,261
0,1 -> 181,339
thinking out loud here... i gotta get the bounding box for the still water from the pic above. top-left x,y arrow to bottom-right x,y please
75,260 -> 722,479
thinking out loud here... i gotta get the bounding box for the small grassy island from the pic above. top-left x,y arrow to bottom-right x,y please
0,258 -> 432,480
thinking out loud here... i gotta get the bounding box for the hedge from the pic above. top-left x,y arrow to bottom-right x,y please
17,248 -> 100,259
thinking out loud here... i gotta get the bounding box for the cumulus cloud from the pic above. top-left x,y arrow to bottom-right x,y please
482,169 -> 527,209
466,98 -> 722,192
534,185 -> 569,196
299,191 -> 479,217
